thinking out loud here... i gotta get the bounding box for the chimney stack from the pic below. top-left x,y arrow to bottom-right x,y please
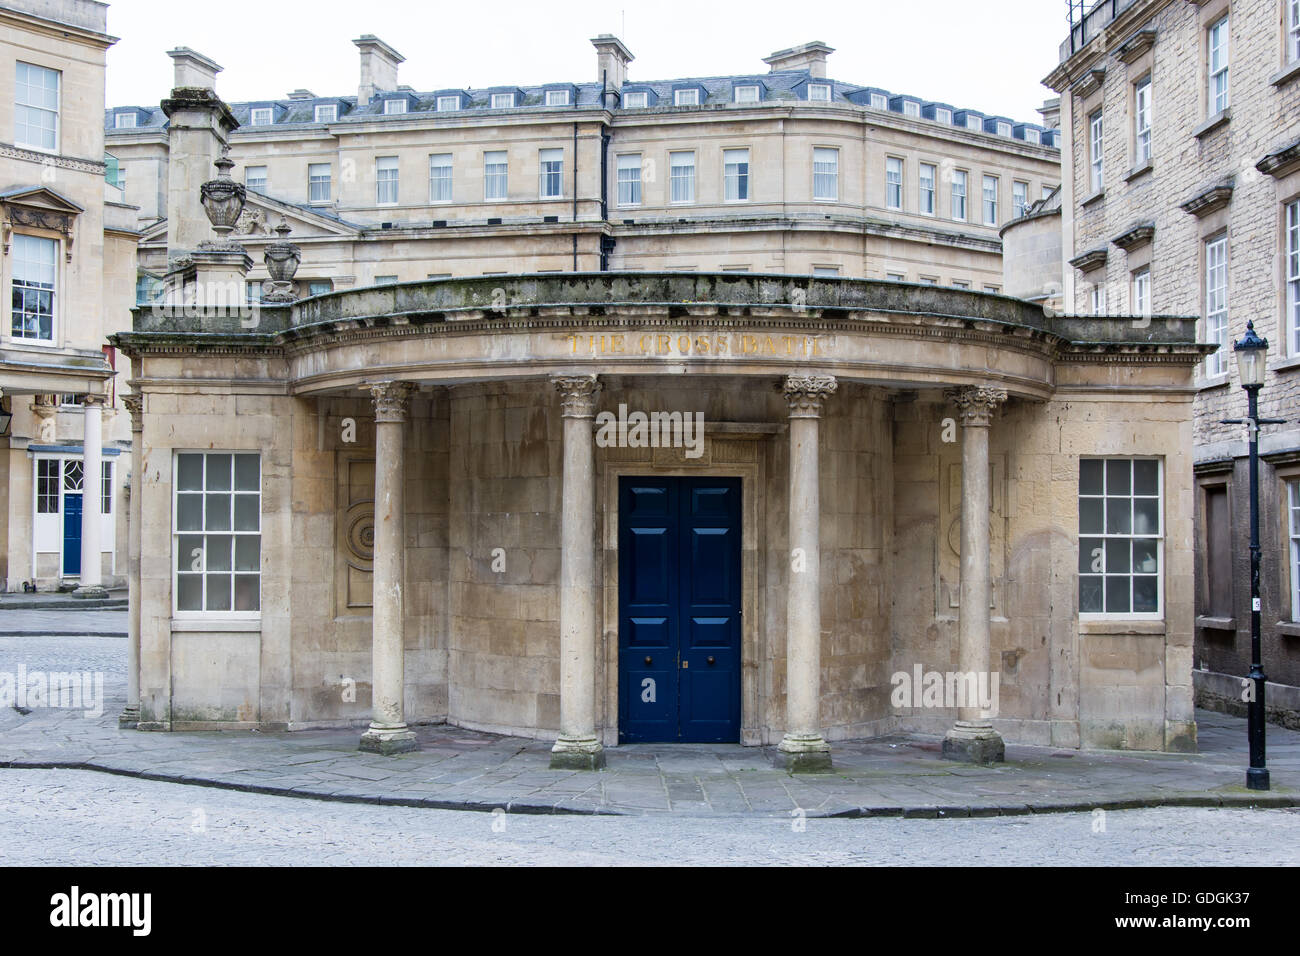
762,41 -> 834,78
591,34 -> 634,91
1037,97 -> 1061,130
167,47 -> 222,91
353,35 -> 404,108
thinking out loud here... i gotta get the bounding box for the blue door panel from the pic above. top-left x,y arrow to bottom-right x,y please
619,476 -> 741,743
63,493 -> 83,576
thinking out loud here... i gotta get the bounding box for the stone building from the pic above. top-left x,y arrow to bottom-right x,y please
104,37 -> 1062,297
0,0 -> 138,594
108,38 -> 1211,765
1045,0 -> 1300,727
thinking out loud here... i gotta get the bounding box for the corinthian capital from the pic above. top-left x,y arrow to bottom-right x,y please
945,385 -> 1008,427
122,393 -> 144,433
82,392 -> 108,409
552,374 -> 601,418
368,381 -> 413,423
781,374 -> 837,418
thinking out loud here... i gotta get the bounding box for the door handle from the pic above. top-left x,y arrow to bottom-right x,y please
707,656 -> 716,666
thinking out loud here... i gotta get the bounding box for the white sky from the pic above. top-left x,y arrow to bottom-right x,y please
103,0 -> 1067,122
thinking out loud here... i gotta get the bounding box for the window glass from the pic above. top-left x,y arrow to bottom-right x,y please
1205,236 -> 1228,377
617,153 -> 641,206
376,156 -> 398,204
430,153 -> 453,202
11,233 -> 56,341
813,147 -> 838,201
723,148 -> 749,201
484,150 -> 507,200
308,163 -> 331,202
1079,458 -> 1163,615
670,151 -> 695,204
15,62 -> 59,150
886,157 -> 902,209
174,452 -> 261,613
919,163 -> 936,215
539,148 -> 563,199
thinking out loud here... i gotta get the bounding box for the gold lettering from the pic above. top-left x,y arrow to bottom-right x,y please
657,334 -> 671,354
611,334 -> 625,354
567,333 -> 579,354
695,335 -> 710,354
763,335 -> 777,355
639,334 -> 651,354
742,335 -> 758,354
783,336 -> 795,355
678,334 -> 691,354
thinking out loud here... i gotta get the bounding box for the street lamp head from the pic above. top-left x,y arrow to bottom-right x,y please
1233,320 -> 1268,388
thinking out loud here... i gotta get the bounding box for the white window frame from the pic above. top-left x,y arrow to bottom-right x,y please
616,153 -> 642,207
812,266 -> 840,277
383,98 -> 407,115
245,166 -> 268,192
1208,16 -> 1230,115
1287,199 -> 1300,356
1013,180 -> 1029,218
935,108 -> 952,124
1205,234 -> 1229,377
1025,128 -> 1042,145
886,272 -> 906,282
885,157 -> 903,210
10,233 -> 57,343
173,451 -> 262,618
1134,77 -> 1152,165
308,163 -> 331,203
1091,285 -> 1106,316
436,95 -> 461,112
951,280 -> 970,289
808,83 -> 831,102
114,112 -> 136,129
545,89 -> 570,106
491,92 -> 515,109
983,285 -> 1001,294
919,163 -> 936,216
1290,0 -> 1300,64
951,169 -> 967,221
375,156 -> 399,205
429,153 -> 453,203
539,148 -> 564,200
903,101 -> 920,117
250,107 -> 273,126
733,85 -> 760,104
1132,268 -> 1151,317
723,148 -> 750,202
1289,479 -> 1300,621
15,61 -> 60,152
1078,457 -> 1165,621
1089,110 -> 1104,193
673,88 -> 700,107
869,93 -> 888,110
813,147 -> 838,202
965,114 -> 982,131
623,91 -> 648,109
315,103 -> 337,123
996,121 -> 1012,137
484,150 -> 508,201
982,174 -> 999,226
669,151 -> 695,204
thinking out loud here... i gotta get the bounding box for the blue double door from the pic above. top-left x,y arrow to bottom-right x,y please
618,476 -> 742,743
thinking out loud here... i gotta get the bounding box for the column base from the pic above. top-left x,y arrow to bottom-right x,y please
72,584 -> 109,600
942,721 -> 1005,765
549,736 -> 605,771
359,723 -> 418,755
118,706 -> 139,729
774,733 -> 832,772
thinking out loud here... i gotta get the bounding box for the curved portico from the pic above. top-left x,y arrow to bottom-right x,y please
114,273 -> 1206,767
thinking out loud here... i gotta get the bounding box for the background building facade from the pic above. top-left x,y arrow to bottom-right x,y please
0,0 -> 138,593
1047,0 -> 1300,727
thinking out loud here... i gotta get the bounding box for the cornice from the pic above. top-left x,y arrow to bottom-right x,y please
0,143 -> 107,174
1112,221 -> 1155,251
1256,137 -> 1300,179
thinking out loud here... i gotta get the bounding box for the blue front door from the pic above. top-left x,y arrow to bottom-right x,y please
619,476 -> 742,743
63,493 -> 82,576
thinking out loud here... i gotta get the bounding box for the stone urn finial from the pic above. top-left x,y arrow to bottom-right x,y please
262,219 -> 301,302
198,146 -> 246,247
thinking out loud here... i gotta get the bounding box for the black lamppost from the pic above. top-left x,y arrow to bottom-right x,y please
1224,321 -> 1284,790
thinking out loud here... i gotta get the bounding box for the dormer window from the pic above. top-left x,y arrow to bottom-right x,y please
966,114 -> 982,131
869,93 -> 887,109
437,95 -> 460,112
545,89 -> 569,106
935,108 -> 952,124
903,101 -> 920,117
734,85 -> 759,104
114,112 -> 136,129
1025,128 -> 1041,145
491,92 -> 515,109
250,108 -> 273,126
623,90 -> 648,108
808,83 -> 831,101
315,104 -> 337,123
673,88 -> 699,106
996,121 -> 1012,137
384,98 -> 407,114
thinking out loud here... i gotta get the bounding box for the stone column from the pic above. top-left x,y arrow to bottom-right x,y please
550,374 -> 605,770
74,394 -> 108,599
942,385 -> 1008,764
359,381 -> 418,755
776,374 -> 837,772
119,394 -> 143,728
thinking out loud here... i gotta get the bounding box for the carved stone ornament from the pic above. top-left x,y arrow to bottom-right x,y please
945,385 -> 1008,427
199,148 -> 246,244
368,381 -> 413,423
781,374 -> 838,418
122,393 -> 144,432
262,221 -> 301,302
552,374 -> 601,417
235,208 -> 269,236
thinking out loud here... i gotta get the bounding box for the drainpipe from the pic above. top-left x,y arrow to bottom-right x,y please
572,122 -> 579,223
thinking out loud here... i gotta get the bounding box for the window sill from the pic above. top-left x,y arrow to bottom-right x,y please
1270,59 -> 1300,88
1192,109 -> 1231,140
171,618 -> 261,632
1080,188 -> 1105,208
1199,373 -> 1231,391
1078,619 -> 1166,634
1123,159 -> 1154,183
1272,355 -> 1300,373
1196,615 -> 1235,631
1277,621 -> 1300,638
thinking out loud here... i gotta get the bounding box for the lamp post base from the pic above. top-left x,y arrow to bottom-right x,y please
1246,767 -> 1270,791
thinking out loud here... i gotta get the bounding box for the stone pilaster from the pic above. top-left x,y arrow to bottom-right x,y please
120,393 -> 143,728
775,374 -> 837,772
942,385 -> 1007,765
359,381 -> 418,755
550,374 -> 605,770
73,394 -> 108,599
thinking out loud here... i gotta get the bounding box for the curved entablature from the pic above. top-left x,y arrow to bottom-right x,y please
115,272 -> 1210,399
